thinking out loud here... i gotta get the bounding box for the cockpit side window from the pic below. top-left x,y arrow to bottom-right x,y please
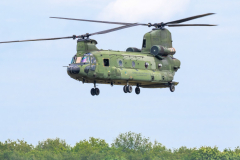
91,56 -> 96,64
71,58 -> 74,64
71,55 -> 77,64
90,56 -> 97,71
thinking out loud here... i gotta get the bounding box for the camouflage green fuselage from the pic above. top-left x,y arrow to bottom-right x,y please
67,29 -> 181,88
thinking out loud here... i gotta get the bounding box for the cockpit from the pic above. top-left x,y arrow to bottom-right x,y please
70,53 -> 96,65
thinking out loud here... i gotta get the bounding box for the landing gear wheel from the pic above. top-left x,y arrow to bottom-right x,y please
95,88 -> 100,96
91,88 -> 96,96
127,85 -> 132,93
123,85 -> 128,93
170,85 -> 175,92
135,87 -> 140,95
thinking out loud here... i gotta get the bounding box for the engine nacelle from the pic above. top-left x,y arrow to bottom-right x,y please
150,45 -> 176,56
126,47 -> 141,52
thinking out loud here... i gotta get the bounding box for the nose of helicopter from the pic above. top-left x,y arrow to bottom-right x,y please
67,64 -> 80,74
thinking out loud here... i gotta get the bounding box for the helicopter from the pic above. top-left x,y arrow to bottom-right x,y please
0,13 -> 216,96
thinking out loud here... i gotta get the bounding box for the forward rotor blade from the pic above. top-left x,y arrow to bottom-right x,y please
0,36 -> 74,43
165,13 -> 215,25
50,17 -> 148,26
90,23 -> 139,36
50,17 -> 134,25
167,24 -> 217,27
0,24 -> 139,44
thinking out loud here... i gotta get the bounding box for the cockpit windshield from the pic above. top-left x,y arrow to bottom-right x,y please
80,53 -> 93,63
81,56 -> 90,63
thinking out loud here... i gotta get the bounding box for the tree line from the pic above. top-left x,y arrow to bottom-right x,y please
0,131 -> 240,160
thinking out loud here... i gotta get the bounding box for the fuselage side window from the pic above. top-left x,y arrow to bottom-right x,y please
103,59 -> 109,66
142,39 -> 146,48
119,60 -> 123,67
132,61 -> 135,68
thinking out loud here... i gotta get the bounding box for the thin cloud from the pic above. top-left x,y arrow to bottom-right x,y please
47,0 -> 111,6
98,0 -> 190,22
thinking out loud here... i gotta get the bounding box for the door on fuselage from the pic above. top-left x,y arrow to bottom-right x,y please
88,55 -> 97,77
103,58 -> 110,78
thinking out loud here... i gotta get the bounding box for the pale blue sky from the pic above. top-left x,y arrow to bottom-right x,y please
0,0 -> 240,150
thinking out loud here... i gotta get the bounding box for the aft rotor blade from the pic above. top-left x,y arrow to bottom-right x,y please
90,23 -> 139,36
0,36 -> 74,43
167,24 -> 217,27
165,13 -> 215,25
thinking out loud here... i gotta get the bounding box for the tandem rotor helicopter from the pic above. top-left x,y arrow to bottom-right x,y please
0,13 -> 216,96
